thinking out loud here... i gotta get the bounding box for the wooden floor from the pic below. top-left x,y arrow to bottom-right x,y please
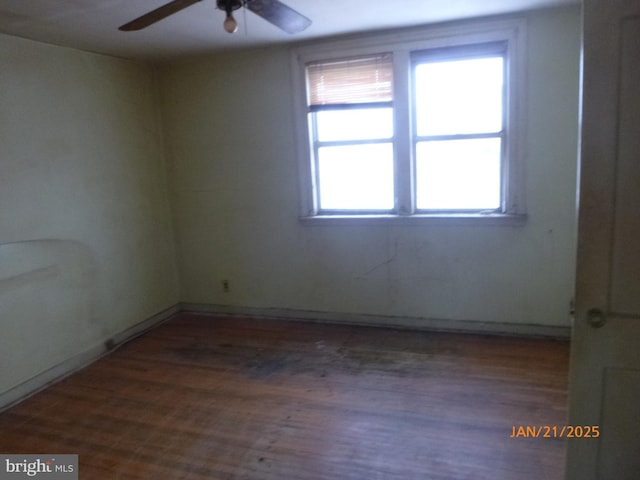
0,314 -> 570,479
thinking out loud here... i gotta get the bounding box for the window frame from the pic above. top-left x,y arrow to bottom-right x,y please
411,42 -> 507,213
291,16 -> 527,225
312,103 -> 396,214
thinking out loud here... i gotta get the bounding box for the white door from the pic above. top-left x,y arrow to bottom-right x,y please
566,0 -> 640,479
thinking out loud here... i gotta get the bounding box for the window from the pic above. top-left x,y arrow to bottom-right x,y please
294,18 -> 526,223
307,54 -> 394,211
413,43 -> 505,212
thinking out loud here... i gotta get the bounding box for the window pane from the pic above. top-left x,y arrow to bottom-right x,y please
316,108 -> 393,142
415,56 -> 503,136
416,138 -> 501,210
318,143 -> 394,210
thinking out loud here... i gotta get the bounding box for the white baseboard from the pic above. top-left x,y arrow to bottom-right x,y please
0,304 -> 180,412
180,303 -> 572,339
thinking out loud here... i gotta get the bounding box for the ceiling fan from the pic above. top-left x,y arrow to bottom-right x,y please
119,0 -> 312,35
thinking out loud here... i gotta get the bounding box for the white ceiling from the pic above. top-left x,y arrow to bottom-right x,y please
0,0 -> 579,62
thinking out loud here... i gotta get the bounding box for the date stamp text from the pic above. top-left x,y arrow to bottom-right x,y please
510,425 -> 600,438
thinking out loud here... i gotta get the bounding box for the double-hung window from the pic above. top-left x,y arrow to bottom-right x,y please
294,18 -> 526,223
307,54 -> 395,212
412,43 -> 506,212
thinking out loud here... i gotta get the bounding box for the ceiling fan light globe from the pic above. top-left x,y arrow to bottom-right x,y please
223,14 -> 238,33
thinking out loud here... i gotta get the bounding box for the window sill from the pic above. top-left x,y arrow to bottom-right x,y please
299,213 -> 527,227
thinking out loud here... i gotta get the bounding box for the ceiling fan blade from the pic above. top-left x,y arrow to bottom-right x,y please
119,0 -> 203,31
246,0 -> 311,34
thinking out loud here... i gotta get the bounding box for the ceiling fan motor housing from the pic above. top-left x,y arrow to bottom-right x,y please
217,0 -> 244,13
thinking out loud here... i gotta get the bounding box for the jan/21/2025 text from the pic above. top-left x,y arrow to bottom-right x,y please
510,425 -> 600,438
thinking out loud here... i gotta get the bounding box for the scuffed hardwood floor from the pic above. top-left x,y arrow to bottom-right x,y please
0,313 -> 569,479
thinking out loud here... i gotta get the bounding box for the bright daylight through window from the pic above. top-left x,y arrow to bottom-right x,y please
307,54 -> 395,211
413,44 -> 505,211
296,19 -> 525,222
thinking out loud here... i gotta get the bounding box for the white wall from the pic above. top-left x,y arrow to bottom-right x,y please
161,6 -> 581,329
0,34 -> 179,398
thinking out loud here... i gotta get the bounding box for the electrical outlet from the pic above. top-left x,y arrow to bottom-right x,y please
222,280 -> 230,293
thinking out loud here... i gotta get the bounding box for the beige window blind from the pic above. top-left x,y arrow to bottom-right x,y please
306,54 -> 393,106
